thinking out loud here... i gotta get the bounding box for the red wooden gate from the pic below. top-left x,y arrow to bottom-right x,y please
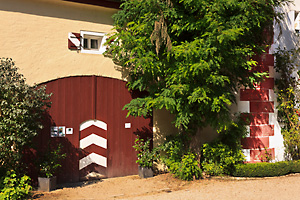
35,76 -> 152,183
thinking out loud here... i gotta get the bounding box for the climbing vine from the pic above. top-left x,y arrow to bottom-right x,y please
274,47 -> 300,160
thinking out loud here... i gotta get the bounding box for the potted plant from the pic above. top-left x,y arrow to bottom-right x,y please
37,144 -> 66,192
133,136 -> 157,178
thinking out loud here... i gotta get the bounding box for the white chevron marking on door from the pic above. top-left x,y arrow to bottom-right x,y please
80,134 -> 107,149
80,120 -> 107,131
79,153 -> 107,170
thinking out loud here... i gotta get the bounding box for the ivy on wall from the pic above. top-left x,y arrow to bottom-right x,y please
274,48 -> 300,160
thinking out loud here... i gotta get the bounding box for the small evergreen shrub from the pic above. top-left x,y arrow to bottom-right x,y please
202,162 -> 224,176
201,142 -> 245,175
233,160 -> 300,177
0,170 -> 32,200
160,134 -> 202,181
201,118 -> 247,176
174,152 -> 202,181
290,160 -> 300,173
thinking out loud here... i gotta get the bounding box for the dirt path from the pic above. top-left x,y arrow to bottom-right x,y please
33,173 -> 300,200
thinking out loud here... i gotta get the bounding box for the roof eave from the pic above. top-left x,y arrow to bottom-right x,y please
63,0 -> 121,9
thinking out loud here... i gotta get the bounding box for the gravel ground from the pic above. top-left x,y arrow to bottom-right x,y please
33,173 -> 300,200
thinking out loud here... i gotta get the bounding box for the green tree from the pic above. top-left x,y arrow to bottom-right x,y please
106,0 -> 288,133
0,58 -> 51,173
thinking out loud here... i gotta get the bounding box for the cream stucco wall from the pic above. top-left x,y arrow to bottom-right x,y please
153,108 -> 219,150
153,109 -> 178,147
0,0 -> 122,85
271,1 -> 300,53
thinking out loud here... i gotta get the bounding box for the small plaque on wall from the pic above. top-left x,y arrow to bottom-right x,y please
51,126 -> 66,137
66,128 -> 73,135
50,126 -> 58,137
125,123 -> 131,129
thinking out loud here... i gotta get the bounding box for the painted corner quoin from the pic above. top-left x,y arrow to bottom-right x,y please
239,53 -> 277,162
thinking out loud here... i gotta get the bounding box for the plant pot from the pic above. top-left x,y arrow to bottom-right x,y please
138,166 -> 153,178
38,176 -> 57,192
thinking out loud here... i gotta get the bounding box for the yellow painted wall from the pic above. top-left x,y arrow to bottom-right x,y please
153,109 -> 178,147
153,108 -> 218,150
0,0 -> 121,85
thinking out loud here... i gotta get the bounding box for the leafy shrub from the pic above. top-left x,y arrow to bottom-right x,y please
159,134 -> 202,181
233,160 -> 300,177
175,152 -> 202,181
0,170 -> 32,200
201,118 -> 247,175
160,134 -> 188,164
290,160 -> 300,172
38,144 -> 66,178
201,142 -> 245,175
0,58 -> 51,172
201,162 -> 224,176
133,136 -> 157,168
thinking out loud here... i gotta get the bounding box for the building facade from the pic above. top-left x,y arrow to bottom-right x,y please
1,0 -> 153,183
1,0 -> 299,183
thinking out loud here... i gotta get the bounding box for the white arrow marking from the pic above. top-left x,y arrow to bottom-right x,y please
80,134 -> 107,149
79,153 -> 107,170
80,120 -> 107,131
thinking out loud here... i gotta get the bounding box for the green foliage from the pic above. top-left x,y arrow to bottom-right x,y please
175,152 -> 202,181
201,162 -> 224,176
159,134 -> 189,163
159,134 -> 202,180
233,160 -> 300,177
201,118 -> 247,175
201,142 -> 245,175
0,58 -> 51,172
261,147 -> 273,162
107,0 -> 288,133
0,170 -> 32,200
38,144 -> 66,178
133,136 -> 157,168
274,48 -> 300,160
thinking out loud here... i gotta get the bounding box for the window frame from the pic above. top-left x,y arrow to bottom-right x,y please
80,31 -> 107,54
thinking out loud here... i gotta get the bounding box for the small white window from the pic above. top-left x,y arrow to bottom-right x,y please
80,31 -> 107,54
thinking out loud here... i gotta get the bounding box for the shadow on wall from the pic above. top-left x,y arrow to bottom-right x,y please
133,126 -> 154,152
114,64 -> 131,82
152,108 -> 179,147
190,127 -> 219,154
23,111 -> 81,186
272,6 -> 300,60
152,108 -> 219,152
134,126 -> 153,140
0,0 -> 118,25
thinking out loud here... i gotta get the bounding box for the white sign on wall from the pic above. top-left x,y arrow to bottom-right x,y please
125,123 -> 131,129
66,128 -> 73,135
